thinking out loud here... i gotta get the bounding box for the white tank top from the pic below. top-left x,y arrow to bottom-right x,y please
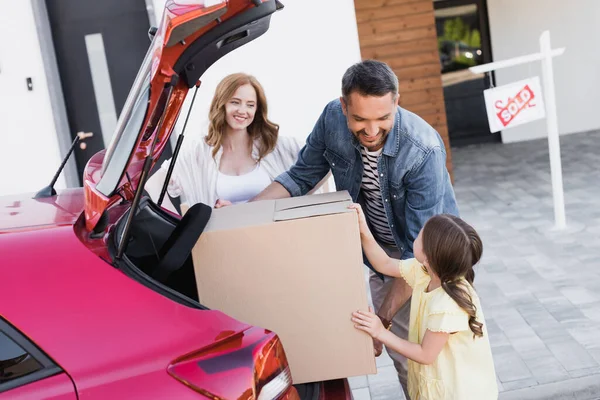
216,163 -> 272,204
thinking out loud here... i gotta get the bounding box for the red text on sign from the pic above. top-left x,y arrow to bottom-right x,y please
495,85 -> 536,127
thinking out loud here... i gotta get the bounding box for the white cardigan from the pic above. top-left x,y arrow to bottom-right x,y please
159,135 -> 309,208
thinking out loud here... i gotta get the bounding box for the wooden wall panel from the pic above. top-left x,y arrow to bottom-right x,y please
358,12 -> 436,36
355,0 -> 431,10
355,2 -> 433,23
353,0 -> 454,178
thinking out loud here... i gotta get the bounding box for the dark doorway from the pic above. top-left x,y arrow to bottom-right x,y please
46,0 -> 171,184
434,0 -> 501,147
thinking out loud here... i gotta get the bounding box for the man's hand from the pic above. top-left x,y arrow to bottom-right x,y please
378,277 -> 412,323
373,338 -> 383,357
352,307 -> 385,340
214,199 -> 232,208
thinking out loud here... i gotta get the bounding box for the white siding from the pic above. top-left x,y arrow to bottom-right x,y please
0,0 -> 64,196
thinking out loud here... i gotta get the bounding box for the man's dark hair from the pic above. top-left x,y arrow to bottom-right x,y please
341,59 -> 399,103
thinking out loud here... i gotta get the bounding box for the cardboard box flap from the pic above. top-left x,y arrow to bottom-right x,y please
275,190 -> 351,212
203,200 -> 275,232
274,201 -> 354,221
274,191 -> 353,221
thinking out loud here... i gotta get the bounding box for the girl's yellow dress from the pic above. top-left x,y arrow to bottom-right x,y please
399,259 -> 498,400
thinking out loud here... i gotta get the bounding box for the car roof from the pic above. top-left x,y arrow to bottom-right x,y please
0,189 -> 85,233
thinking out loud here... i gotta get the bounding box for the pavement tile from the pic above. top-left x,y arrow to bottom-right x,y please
501,377 -> 539,391
509,335 -> 550,360
367,365 -> 404,400
493,345 -> 535,383
522,355 -> 570,384
568,366 -> 600,379
352,388 -> 372,400
530,325 -> 574,346
589,348 -> 600,365
567,324 -> 600,349
349,375 -> 369,390
579,302 -> 600,323
560,287 -> 599,305
376,349 -> 394,368
546,342 -> 599,371
489,329 -> 512,348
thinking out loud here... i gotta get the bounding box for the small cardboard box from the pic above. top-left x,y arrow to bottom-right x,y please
190,191 -> 376,384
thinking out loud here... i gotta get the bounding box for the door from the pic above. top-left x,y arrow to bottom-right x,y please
0,318 -> 77,399
434,0 -> 500,147
46,0 -> 171,184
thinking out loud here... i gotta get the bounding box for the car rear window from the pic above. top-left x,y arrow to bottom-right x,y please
0,318 -> 62,393
0,332 -> 43,384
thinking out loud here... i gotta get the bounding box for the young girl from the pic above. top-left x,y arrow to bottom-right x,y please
350,204 -> 498,400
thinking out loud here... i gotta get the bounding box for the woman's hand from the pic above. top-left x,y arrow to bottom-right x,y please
215,199 -> 233,208
352,307 -> 385,340
348,203 -> 371,237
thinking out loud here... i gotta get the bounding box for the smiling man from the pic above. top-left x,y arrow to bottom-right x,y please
251,60 -> 458,396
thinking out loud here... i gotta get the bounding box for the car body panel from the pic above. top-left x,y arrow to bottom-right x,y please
0,373 -> 77,400
0,217 -> 255,398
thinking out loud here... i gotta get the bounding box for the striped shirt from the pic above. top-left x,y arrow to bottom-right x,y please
360,146 -> 396,245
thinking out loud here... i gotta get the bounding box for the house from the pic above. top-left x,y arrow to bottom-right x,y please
1,0 -> 597,196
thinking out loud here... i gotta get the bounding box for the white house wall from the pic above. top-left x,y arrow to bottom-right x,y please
487,0 -> 600,143
0,0 -> 65,196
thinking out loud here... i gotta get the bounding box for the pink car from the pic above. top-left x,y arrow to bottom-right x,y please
0,1 -> 353,399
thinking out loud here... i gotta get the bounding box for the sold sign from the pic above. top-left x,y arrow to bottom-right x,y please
484,77 -> 546,133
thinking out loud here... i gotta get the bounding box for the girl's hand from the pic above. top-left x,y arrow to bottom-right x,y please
348,203 -> 370,237
215,199 -> 232,208
352,307 -> 385,340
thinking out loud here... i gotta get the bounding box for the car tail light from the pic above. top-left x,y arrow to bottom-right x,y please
167,327 -> 297,399
257,366 -> 291,400
254,332 -> 293,400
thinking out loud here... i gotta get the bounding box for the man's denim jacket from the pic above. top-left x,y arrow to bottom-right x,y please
275,99 -> 459,267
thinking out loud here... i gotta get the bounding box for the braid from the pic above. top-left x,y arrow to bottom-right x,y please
442,280 -> 484,338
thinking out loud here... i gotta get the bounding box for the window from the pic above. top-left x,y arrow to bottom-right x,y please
96,34 -> 154,197
433,0 -> 500,146
435,0 -> 487,75
0,333 -> 43,384
0,319 -> 61,393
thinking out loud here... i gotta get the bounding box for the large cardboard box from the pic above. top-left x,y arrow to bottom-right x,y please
189,191 -> 376,384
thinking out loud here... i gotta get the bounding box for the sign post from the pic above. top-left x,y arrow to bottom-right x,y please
470,30 -> 566,230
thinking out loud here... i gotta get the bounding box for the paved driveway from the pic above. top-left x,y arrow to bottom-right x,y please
351,131 -> 600,400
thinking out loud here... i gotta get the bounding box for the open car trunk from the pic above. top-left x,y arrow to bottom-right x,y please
112,196 -> 200,302
110,196 -> 325,400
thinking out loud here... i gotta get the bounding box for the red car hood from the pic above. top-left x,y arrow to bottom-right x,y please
0,220 -> 250,385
